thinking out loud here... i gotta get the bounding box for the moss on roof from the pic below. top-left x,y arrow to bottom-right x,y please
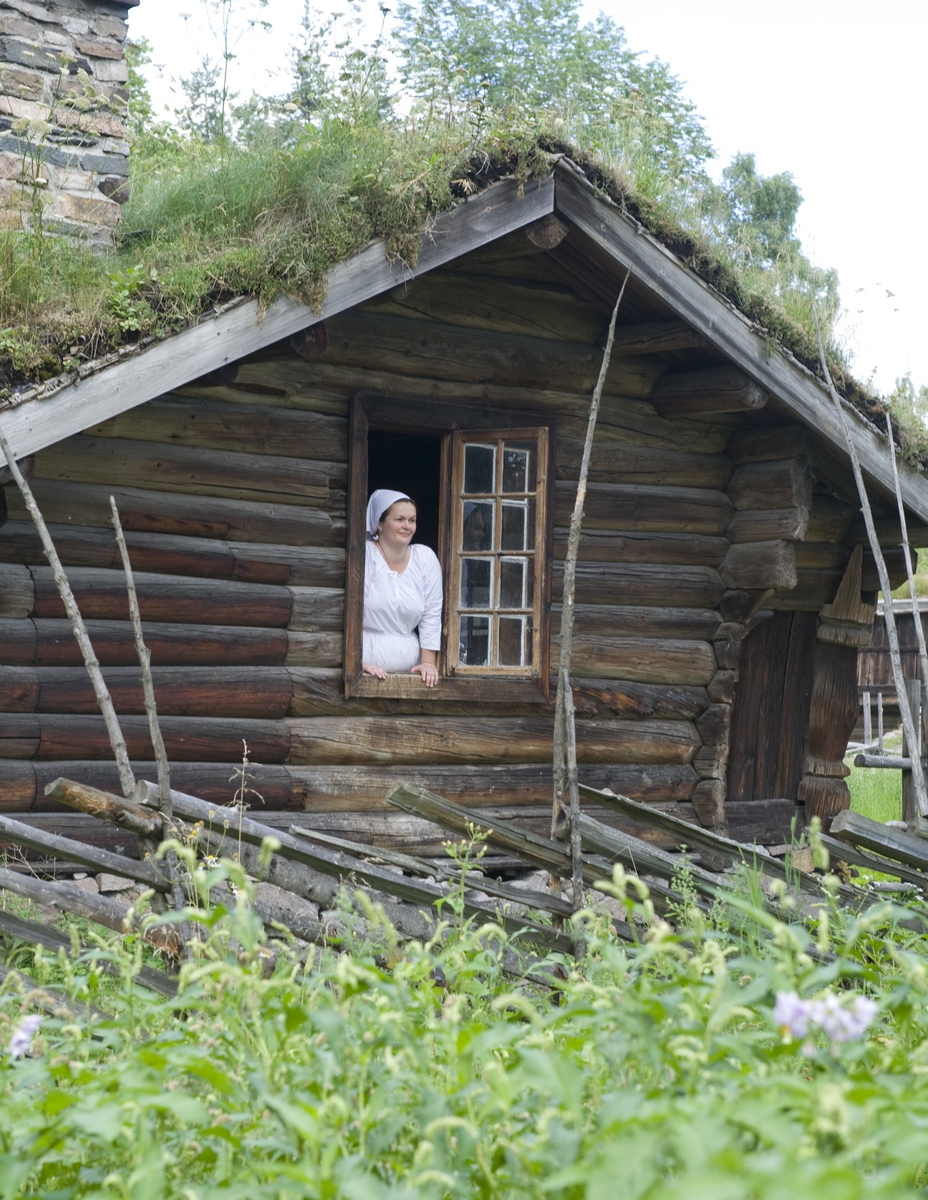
0,122 -> 902,454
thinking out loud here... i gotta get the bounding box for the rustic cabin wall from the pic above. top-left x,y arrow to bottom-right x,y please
0,254 -> 821,845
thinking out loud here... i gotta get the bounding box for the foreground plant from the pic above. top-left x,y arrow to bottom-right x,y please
2,857 -> 928,1198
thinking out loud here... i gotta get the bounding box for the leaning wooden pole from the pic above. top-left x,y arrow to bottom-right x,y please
812,312 -> 928,817
110,498 -> 172,817
552,272 -> 630,861
110,498 -> 189,931
0,425 -> 135,798
884,413 -> 928,717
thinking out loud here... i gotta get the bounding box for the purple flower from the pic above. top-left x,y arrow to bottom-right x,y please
8,1014 -> 42,1059
773,990 -> 877,1046
773,991 -> 811,1038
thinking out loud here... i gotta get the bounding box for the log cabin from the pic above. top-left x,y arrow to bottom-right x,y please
2,160 -> 928,854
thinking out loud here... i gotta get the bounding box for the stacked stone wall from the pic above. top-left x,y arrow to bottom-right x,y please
0,0 -> 137,245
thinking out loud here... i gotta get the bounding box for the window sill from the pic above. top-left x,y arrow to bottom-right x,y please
346,673 -> 547,703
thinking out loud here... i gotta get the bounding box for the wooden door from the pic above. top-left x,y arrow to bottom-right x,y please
727,611 -> 818,802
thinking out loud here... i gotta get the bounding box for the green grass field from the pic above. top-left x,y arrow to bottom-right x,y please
846,728 -> 903,823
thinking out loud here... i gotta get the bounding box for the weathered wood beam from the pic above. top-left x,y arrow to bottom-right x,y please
7,479 -> 346,547
84,397 -> 347,462
726,424 -> 815,464
727,458 -> 813,512
554,482 -> 733,535
830,810 -> 928,871
649,366 -> 768,419
324,311 -> 664,395
719,541 -> 798,590
726,508 -> 810,544
0,866 -> 182,956
44,776 -> 160,836
0,813 -> 169,889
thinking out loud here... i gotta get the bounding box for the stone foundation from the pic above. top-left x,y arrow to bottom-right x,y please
0,0 -> 138,246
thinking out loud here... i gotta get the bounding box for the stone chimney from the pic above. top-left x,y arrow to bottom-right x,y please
0,0 -> 139,246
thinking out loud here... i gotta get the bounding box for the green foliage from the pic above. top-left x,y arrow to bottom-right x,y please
6,857 -> 928,1197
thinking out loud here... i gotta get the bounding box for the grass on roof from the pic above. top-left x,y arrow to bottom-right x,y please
0,108 -> 910,457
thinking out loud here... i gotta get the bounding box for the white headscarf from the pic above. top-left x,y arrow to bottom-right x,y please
366,489 -> 411,539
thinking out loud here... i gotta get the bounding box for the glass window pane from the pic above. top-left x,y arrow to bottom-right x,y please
462,500 -> 495,551
460,616 -> 490,666
461,558 -> 492,608
498,616 -> 525,666
499,558 -> 526,609
464,443 -> 496,494
501,500 -> 535,551
502,441 -> 536,493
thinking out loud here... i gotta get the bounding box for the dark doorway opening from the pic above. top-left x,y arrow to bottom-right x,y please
367,430 -> 442,553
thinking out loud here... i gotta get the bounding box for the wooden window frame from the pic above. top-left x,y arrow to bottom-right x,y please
345,393 -> 555,703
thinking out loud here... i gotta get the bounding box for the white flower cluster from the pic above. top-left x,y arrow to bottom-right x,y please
774,990 -> 877,1045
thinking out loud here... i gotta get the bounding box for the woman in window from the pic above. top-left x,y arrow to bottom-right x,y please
362,489 -> 442,687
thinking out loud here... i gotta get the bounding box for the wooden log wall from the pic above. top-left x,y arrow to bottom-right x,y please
0,241 -> 913,844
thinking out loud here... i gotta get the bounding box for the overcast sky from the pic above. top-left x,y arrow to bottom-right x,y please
128,1 -> 927,397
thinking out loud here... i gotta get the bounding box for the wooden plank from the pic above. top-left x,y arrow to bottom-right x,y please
552,166 -> 928,524
85,396 -> 348,462
719,541 -> 797,590
727,458 -> 813,512
554,529 -> 729,566
36,437 -> 345,509
363,269 -> 608,343
555,482 -> 733,534
0,713 -> 292,764
7,480 -> 346,546
14,619 -> 291,667
285,715 -> 700,766
289,667 -> 709,720
571,811 -> 721,896
650,366 -> 768,418
0,865 -> 182,955
553,562 -> 724,608
0,813 -> 169,888
830,809 -> 928,872
726,507 -> 809,543
28,760 -> 294,812
727,424 -> 814,464
0,175 -> 556,467
322,311 -> 665,397
0,665 -> 295,717
557,440 -> 733,488
287,763 -> 699,808
552,635 -> 717,685
26,566 -> 297,628
0,521 -> 347,587
555,604 -> 721,641
818,833 -> 928,890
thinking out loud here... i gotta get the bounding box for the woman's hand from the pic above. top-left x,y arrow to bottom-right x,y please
412,653 -> 439,688
362,661 -> 389,680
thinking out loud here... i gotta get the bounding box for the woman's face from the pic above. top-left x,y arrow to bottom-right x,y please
378,501 -> 417,545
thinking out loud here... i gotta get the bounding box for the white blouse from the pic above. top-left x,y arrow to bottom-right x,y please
363,540 -> 443,672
